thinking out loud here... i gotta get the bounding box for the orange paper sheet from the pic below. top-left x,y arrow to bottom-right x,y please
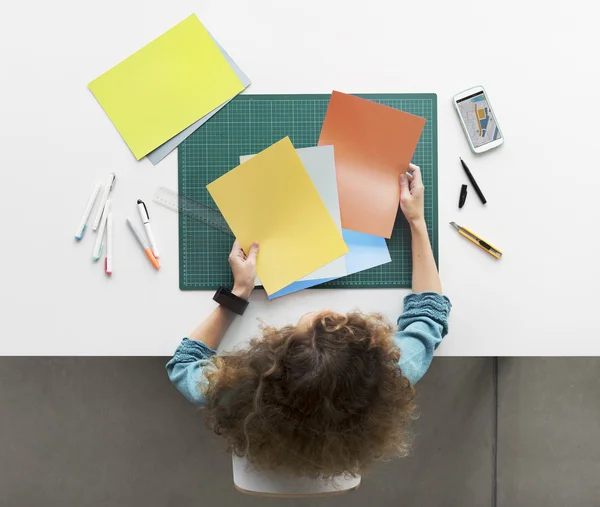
318,91 -> 426,238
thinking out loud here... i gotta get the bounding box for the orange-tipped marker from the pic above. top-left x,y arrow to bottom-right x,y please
126,218 -> 161,270
145,248 -> 161,270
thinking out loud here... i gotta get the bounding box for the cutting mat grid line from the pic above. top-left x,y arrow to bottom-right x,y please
179,94 -> 438,291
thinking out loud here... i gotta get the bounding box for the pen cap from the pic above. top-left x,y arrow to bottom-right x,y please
459,184 -> 468,208
137,200 -> 150,223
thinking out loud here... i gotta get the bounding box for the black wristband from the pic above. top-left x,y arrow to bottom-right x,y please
213,286 -> 249,316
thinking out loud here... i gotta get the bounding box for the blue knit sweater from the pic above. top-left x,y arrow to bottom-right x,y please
167,292 -> 452,406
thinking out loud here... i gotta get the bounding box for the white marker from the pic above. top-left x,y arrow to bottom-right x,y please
93,199 -> 111,261
104,213 -> 113,276
126,218 -> 160,270
92,172 -> 116,231
137,199 -> 159,258
75,182 -> 101,240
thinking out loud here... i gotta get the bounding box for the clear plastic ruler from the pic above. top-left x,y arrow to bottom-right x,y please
153,186 -> 233,237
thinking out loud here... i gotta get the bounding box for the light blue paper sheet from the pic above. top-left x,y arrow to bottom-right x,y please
146,35 -> 251,165
268,229 -> 391,299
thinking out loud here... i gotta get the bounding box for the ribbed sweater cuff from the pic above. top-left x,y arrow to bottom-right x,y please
173,338 -> 217,363
402,292 -> 452,336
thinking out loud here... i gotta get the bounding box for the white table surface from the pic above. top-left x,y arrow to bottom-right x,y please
1,0 -> 598,356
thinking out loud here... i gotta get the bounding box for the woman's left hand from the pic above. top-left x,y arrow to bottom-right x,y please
229,240 -> 259,300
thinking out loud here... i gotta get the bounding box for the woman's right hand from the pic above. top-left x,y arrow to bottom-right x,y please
399,163 -> 425,227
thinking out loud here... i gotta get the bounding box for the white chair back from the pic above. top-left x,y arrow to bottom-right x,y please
232,455 -> 361,497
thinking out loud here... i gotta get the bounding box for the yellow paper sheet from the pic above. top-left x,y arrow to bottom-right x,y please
88,14 -> 244,159
207,137 -> 348,295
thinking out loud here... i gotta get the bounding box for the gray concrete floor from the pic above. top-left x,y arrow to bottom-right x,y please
497,359 -> 600,507
0,358 -> 598,507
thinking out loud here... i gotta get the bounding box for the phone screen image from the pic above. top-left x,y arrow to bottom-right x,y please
456,91 -> 502,148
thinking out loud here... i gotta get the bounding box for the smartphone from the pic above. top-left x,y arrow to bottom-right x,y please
453,86 -> 504,153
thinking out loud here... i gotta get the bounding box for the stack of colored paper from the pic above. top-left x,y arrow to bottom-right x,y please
207,91 -> 426,298
207,138 -> 348,295
88,14 -> 250,164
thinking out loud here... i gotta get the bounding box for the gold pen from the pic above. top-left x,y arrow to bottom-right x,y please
450,222 -> 503,259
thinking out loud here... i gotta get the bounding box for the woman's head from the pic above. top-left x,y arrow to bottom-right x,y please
203,311 -> 415,478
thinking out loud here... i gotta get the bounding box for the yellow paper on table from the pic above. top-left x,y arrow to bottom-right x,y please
207,137 -> 349,295
88,14 -> 244,159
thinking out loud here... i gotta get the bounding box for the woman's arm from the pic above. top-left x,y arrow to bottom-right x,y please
165,339 -> 216,405
188,306 -> 235,350
166,241 -> 258,405
189,241 -> 259,349
399,164 -> 442,293
395,164 -> 449,384
394,292 -> 451,384
409,221 -> 442,294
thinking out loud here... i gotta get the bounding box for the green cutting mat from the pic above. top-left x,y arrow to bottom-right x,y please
178,93 -> 438,291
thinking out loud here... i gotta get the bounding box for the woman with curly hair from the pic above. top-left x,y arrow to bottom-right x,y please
167,164 -> 451,479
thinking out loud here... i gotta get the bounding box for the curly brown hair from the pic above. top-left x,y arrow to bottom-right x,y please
203,311 -> 416,478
